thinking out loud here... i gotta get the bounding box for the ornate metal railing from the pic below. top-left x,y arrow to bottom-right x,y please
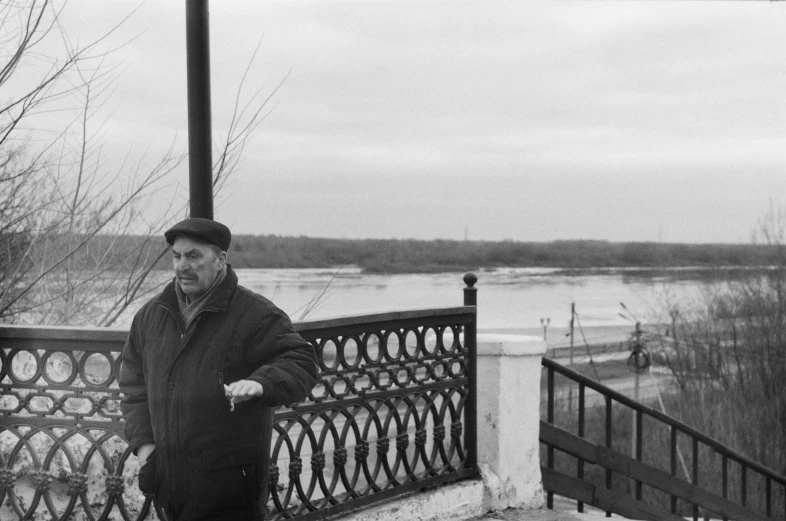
277,305 -> 476,520
0,277 -> 478,521
540,357 -> 786,521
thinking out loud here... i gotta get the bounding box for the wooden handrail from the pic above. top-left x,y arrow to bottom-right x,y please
541,357 -> 786,486
541,421 -> 770,521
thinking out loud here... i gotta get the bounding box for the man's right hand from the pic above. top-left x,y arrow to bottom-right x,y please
136,443 -> 157,495
137,443 -> 155,466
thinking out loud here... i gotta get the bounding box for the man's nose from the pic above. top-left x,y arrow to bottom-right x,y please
175,258 -> 190,272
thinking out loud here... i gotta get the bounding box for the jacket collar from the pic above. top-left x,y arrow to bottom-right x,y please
156,265 -> 238,314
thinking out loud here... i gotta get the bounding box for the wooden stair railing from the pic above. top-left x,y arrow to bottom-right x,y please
541,357 -> 786,521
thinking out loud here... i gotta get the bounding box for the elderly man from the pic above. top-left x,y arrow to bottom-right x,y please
120,218 -> 318,521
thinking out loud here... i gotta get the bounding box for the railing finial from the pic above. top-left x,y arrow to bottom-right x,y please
463,272 -> 477,306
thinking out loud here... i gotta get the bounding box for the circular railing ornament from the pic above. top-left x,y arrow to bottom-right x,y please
288,457 -> 303,480
332,447 -> 348,467
269,463 -> 280,485
354,440 -> 369,461
0,468 -> 17,491
396,433 -> 409,452
31,470 -> 52,492
374,438 -> 387,457
310,451 -> 326,472
105,474 -> 126,497
67,472 -> 89,496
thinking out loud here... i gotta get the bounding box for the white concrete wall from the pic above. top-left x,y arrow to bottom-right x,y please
476,334 -> 547,511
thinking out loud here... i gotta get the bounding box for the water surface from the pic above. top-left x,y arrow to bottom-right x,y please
222,267 -> 732,347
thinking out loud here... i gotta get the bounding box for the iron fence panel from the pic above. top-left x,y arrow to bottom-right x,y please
0,306 -> 476,521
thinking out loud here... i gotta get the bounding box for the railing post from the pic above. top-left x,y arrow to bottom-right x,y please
463,272 -> 477,307
463,272 -> 478,477
605,395 -> 613,518
577,382 -> 586,513
546,365 -> 554,510
671,427 -> 679,515
693,438 -> 699,521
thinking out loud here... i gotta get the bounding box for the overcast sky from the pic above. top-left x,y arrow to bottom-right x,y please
44,1 -> 786,243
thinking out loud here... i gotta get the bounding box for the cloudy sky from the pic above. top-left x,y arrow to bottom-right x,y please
42,1 -> 786,242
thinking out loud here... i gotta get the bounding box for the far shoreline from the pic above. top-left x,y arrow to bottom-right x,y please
122,234 -> 781,274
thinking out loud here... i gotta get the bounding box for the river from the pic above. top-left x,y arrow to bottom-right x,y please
130,266 -> 749,348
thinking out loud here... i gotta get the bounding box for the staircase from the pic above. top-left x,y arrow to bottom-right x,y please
538,357 -> 786,521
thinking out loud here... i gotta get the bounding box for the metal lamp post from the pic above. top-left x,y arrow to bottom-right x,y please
185,0 -> 214,219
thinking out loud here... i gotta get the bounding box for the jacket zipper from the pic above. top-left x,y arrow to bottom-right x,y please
160,306 -> 185,458
159,303 -> 222,457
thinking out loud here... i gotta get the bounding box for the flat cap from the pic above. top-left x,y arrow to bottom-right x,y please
164,218 -> 231,251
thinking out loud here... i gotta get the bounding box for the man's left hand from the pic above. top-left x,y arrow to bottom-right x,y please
224,379 -> 264,404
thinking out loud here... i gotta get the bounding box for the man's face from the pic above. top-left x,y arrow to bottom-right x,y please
172,235 -> 226,298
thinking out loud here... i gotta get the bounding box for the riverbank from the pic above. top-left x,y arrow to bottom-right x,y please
481,324 -> 636,349
226,236 -> 776,273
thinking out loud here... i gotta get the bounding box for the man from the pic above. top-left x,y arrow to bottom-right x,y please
119,218 -> 318,521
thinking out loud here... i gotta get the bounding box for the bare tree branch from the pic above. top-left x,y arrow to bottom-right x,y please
1,1 -> 285,326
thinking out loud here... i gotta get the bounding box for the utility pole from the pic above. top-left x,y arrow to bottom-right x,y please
569,303 -> 575,367
632,321 -> 642,403
631,321 -> 643,500
568,303 -> 575,412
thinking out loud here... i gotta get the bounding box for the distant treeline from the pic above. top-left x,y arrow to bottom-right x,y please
27,234 -> 779,274
162,236 -> 779,273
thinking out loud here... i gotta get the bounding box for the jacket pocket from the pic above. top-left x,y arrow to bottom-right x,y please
200,444 -> 262,504
202,443 -> 260,470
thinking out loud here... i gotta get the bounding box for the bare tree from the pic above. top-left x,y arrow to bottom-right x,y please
655,206 -> 786,476
0,0 -> 283,326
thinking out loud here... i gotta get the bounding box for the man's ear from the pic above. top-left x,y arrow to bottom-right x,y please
218,250 -> 228,268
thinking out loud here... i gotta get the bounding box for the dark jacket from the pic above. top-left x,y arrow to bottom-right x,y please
119,266 -> 317,511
